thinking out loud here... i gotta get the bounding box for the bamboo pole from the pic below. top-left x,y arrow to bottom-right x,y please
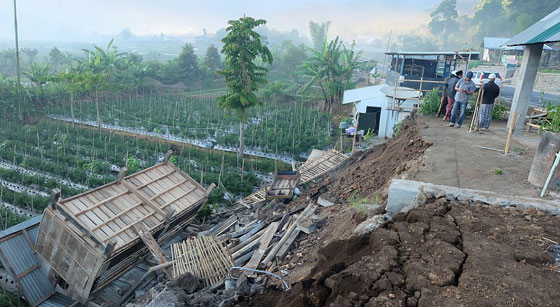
504,112 -> 521,155
469,88 -> 484,132
351,112 -> 360,153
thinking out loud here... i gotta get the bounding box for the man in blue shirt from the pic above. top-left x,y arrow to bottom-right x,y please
449,71 -> 476,128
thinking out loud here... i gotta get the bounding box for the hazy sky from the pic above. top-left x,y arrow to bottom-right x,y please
0,0 -> 478,42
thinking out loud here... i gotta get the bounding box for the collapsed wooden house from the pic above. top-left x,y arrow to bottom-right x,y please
34,152 -> 213,303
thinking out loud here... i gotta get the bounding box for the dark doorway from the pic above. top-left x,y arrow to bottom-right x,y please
359,106 -> 381,135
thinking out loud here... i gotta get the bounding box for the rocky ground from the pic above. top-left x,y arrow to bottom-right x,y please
253,198 -> 560,306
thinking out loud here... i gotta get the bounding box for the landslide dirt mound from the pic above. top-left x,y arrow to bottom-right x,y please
258,113 -> 432,285
321,112 -> 432,204
257,199 -> 560,307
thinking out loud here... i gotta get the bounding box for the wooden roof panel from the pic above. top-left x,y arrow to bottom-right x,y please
53,162 -> 207,252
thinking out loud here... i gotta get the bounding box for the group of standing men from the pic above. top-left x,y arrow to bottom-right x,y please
437,70 -> 500,130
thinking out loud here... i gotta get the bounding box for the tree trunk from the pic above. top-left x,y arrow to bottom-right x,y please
96,87 -> 101,132
70,91 -> 75,128
238,119 -> 245,161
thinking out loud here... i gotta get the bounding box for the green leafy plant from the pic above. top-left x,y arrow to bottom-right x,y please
512,147 -> 525,155
419,89 -> 441,115
394,121 -> 403,137
196,203 -> 219,222
494,168 -> 503,175
537,102 -> 560,133
350,191 -> 369,211
363,128 -> 375,141
492,104 -> 508,120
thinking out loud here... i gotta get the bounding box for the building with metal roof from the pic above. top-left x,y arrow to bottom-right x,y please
505,7 -> 560,46
343,84 -> 421,139
481,37 -> 552,63
384,51 -> 479,90
505,6 -> 560,132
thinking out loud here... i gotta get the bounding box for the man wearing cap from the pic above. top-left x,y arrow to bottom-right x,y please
479,73 -> 500,131
444,70 -> 463,120
449,71 -> 476,128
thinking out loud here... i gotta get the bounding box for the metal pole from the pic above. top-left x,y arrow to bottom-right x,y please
541,151 -> 560,198
12,0 -> 22,120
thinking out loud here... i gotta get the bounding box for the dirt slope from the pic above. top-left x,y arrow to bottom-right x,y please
257,198 -> 560,307
258,113 -> 432,284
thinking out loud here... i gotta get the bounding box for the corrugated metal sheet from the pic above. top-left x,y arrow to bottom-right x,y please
38,292 -> 75,307
505,7 -> 560,46
483,37 -> 510,49
0,215 -> 42,239
0,215 -> 54,306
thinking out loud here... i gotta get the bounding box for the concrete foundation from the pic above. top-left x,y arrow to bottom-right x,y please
509,43 -> 543,131
387,179 -> 560,217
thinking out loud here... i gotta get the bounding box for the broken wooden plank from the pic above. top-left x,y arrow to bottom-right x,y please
229,227 -> 266,254
209,216 -> 237,236
276,229 -> 301,261
261,203 -> 315,266
245,222 -> 279,270
231,238 -> 261,259
134,224 -> 173,279
225,220 -> 258,239
239,221 -> 265,242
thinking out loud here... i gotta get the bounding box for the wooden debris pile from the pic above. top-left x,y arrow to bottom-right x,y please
238,149 -> 348,208
206,203 -> 322,273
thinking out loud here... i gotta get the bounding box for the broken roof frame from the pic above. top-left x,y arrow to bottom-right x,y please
34,151 -> 213,303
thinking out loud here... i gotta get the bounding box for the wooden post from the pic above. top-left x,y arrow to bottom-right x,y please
116,167 -> 127,184
351,112 -> 360,153
392,81 -> 398,113
418,77 -> 424,105
163,150 -> 173,164
469,88 -> 484,132
49,188 -> 61,210
134,224 -> 174,279
504,111 -> 521,155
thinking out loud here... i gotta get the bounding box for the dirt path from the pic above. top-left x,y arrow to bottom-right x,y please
256,199 -> 560,307
413,115 -> 542,198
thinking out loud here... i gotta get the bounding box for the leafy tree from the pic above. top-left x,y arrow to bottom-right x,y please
309,21 -> 331,51
204,45 -> 222,78
300,37 -> 361,112
177,43 -> 201,81
429,0 -> 459,47
217,16 -> 273,160
275,40 -> 308,82
49,47 -> 68,71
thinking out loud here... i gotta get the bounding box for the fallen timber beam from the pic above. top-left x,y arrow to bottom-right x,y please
261,203 -> 315,267
245,222 -> 280,270
134,224 -> 174,279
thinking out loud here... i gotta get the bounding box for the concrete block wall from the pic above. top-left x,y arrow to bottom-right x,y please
512,71 -> 560,94
386,179 -> 560,217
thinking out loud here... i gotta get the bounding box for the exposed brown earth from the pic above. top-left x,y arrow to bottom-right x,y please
253,198 -> 560,307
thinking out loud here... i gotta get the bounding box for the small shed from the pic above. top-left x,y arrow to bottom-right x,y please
35,154 -> 211,303
343,85 -> 420,138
